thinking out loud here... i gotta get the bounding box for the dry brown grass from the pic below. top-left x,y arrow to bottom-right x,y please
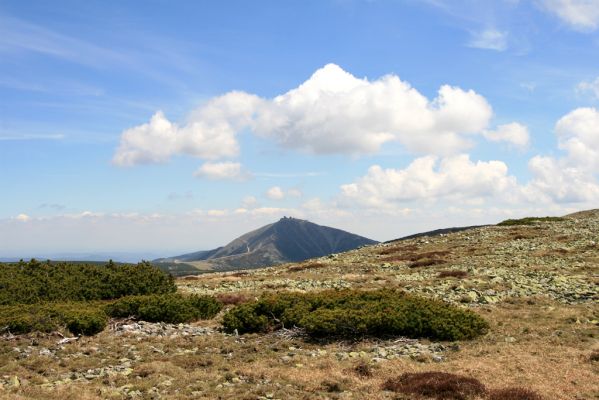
214,292 -> 252,305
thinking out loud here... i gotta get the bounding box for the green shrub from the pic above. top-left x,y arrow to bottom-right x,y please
0,260 -> 176,306
105,294 -> 222,324
497,216 -> 564,226
222,289 -> 488,341
0,303 -> 107,336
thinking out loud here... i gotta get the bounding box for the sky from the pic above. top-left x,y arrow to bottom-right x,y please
1,0 -> 599,259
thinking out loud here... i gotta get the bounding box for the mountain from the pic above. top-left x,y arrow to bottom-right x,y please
154,217 -> 378,273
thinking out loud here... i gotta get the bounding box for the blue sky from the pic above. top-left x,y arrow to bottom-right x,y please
1,0 -> 599,258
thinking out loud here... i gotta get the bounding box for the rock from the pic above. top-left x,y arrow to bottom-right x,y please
9,376 -> 20,388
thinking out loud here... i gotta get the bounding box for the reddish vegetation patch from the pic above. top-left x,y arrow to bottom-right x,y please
409,258 -> 447,268
382,372 -> 486,400
382,250 -> 451,268
287,262 -> 327,272
215,293 -> 252,305
488,388 -> 544,400
438,270 -> 468,279
353,360 -> 372,378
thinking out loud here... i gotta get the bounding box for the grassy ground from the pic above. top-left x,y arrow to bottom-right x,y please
1,211 -> 598,399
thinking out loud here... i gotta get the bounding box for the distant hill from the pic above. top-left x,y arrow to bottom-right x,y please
154,217 -> 378,273
387,225 -> 489,243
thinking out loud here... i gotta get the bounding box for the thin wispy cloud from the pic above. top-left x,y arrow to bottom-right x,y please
254,172 -> 326,178
468,29 -> 508,51
540,0 -> 599,31
0,134 -> 65,141
0,15 -> 201,92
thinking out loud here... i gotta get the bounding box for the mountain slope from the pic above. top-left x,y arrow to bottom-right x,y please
155,217 -> 378,272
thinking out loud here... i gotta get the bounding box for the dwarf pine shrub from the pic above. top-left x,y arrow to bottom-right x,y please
222,289 -> 488,340
105,294 -> 222,323
497,216 -> 564,226
0,302 -> 108,336
0,260 -> 176,305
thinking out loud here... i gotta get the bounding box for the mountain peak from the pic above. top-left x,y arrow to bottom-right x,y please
157,218 -> 378,272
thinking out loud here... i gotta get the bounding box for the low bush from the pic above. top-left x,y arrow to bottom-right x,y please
497,217 -> 564,226
488,388 -> 543,400
222,289 -> 489,341
0,302 -> 107,336
382,372 -> 486,400
105,294 -> 222,323
0,260 -> 176,305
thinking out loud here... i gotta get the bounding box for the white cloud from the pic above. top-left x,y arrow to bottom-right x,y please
340,155 -> 519,208
507,108 -> 599,204
555,107 -> 599,170
576,77 -> 599,99
114,64 -> 495,166
265,187 -> 303,201
15,214 -> 31,222
252,64 -> 493,156
241,195 -> 258,209
483,122 -> 530,149
540,0 -> 599,31
468,29 -> 508,51
193,161 -> 247,180
525,155 -> 599,202
113,91 -> 260,166
266,186 -> 285,200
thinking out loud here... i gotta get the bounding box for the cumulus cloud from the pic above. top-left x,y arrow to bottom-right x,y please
252,64 -> 493,156
113,64 -> 497,167
525,155 -> 599,202
112,92 -> 260,166
555,107 -> 599,170
193,161 -> 248,180
483,122 -> 530,149
540,0 -> 599,31
340,155 -> 519,208
266,186 -> 285,200
468,29 -> 508,51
